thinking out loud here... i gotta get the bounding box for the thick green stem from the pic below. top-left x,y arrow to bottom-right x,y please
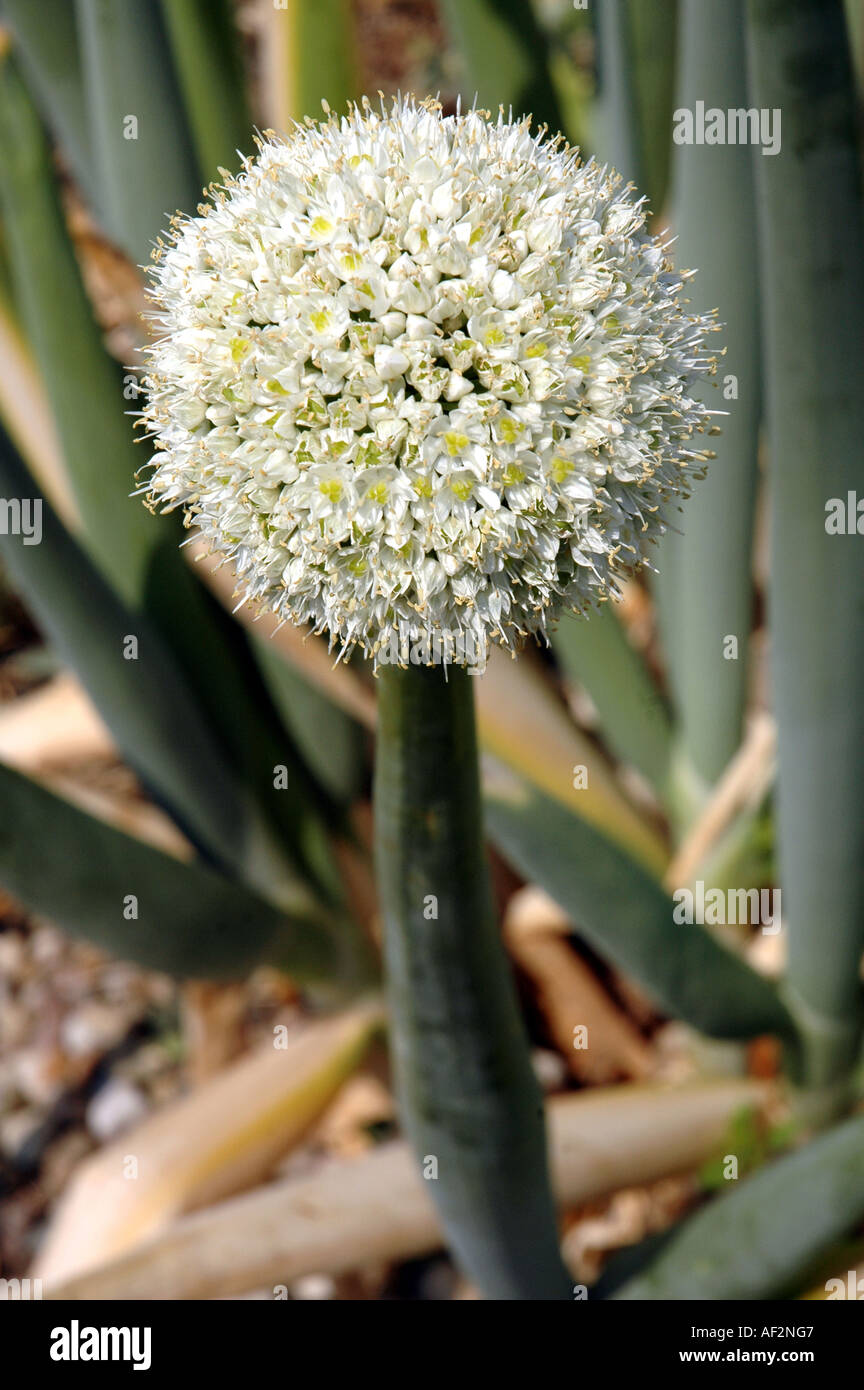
747,0 -> 864,1094
159,0 -> 252,184
374,663 -> 569,1300
592,0 -> 643,191
655,0 -> 761,834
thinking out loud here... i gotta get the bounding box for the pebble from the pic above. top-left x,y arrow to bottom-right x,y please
86,1078 -> 148,1141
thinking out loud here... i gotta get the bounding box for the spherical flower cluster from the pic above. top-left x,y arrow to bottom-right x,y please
141,98 -> 716,670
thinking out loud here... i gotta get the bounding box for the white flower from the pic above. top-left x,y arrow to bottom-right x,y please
141,97 -> 716,670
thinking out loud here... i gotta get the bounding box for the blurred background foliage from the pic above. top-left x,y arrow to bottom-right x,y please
0,0 -> 862,1301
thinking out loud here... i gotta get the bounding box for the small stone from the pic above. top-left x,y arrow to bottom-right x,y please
61,1002 -> 131,1058
86,1078 -> 148,1141
290,1274 -> 335,1301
